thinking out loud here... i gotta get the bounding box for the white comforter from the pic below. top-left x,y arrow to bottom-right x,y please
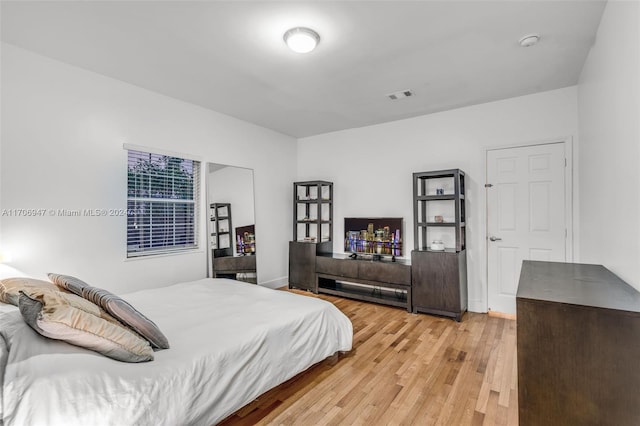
0,278 -> 352,426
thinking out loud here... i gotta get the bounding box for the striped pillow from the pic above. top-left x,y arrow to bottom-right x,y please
48,273 -> 170,349
47,273 -> 87,294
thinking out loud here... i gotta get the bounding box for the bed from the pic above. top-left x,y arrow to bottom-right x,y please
0,278 -> 353,425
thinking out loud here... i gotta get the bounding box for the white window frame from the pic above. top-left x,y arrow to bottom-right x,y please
125,144 -> 201,258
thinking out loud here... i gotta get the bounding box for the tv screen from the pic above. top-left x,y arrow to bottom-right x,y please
344,218 -> 402,257
235,224 -> 255,255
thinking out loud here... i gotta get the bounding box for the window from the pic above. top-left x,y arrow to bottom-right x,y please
127,149 -> 200,257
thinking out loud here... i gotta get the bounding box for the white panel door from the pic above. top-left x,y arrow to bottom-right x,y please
487,143 -> 567,314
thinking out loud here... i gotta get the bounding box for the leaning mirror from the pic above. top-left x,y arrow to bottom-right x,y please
206,163 -> 257,283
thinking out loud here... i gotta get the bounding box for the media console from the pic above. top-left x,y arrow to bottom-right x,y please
314,254 -> 412,312
213,255 -> 257,283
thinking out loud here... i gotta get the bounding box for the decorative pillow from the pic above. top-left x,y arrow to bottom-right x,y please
47,273 -> 88,294
48,273 -> 170,349
0,277 -> 60,306
18,288 -> 154,363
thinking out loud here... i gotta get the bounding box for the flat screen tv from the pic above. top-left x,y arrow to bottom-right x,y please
235,224 -> 255,255
344,217 -> 402,257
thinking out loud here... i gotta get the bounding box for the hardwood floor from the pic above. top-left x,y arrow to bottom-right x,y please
219,291 -> 518,426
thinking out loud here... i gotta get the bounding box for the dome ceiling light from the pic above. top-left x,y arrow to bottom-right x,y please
283,27 -> 320,53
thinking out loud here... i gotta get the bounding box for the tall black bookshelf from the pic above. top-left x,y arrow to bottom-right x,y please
411,169 -> 468,321
289,180 -> 333,291
210,203 -> 233,258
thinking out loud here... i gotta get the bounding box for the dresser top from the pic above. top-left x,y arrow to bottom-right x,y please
517,261 -> 640,313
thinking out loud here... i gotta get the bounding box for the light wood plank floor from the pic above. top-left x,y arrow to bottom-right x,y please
220,291 -> 518,426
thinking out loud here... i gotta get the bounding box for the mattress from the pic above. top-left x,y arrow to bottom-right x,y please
0,278 -> 353,425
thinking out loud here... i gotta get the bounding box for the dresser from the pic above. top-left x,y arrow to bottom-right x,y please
516,261 -> 640,425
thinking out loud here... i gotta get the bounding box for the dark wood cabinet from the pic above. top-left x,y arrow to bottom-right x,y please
517,261 -> 640,426
214,255 -> 256,274
411,250 -> 467,320
316,255 -> 358,278
213,255 -> 257,283
357,260 -> 411,285
316,254 -> 412,311
289,241 -> 331,292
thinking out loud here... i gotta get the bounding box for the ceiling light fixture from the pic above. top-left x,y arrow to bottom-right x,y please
519,34 -> 540,47
284,27 -> 320,53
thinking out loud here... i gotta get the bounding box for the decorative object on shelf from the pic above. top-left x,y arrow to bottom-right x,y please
412,169 -> 468,321
430,240 -> 445,251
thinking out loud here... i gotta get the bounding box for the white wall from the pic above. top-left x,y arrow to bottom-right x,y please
297,87 -> 579,312
0,43 -> 296,292
577,1 -> 640,289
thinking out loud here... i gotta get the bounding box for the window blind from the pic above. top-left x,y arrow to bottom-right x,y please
126,149 -> 200,257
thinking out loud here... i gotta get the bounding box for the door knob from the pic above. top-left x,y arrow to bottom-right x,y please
489,236 -> 502,241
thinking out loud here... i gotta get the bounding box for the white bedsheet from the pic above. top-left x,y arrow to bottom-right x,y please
0,278 -> 352,426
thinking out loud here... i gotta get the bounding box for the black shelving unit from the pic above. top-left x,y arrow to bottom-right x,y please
210,203 -> 233,258
293,180 -> 333,243
413,169 -> 465,251
289,181 -> 333,291
411,169 -> 468,321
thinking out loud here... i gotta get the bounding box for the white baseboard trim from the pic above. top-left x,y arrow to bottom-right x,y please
259,276 -> 289,289
468,299 -> 487,314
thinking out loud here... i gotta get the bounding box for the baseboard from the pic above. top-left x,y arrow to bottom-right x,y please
488,310 -> 517,320
259,276 -> 288,289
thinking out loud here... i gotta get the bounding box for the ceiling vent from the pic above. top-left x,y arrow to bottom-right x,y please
387,90 -> 413,100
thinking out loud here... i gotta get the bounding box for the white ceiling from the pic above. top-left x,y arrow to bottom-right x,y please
1,1 -> 606,138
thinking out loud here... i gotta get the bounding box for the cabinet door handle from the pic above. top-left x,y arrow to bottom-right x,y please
489,236 -> 502,242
